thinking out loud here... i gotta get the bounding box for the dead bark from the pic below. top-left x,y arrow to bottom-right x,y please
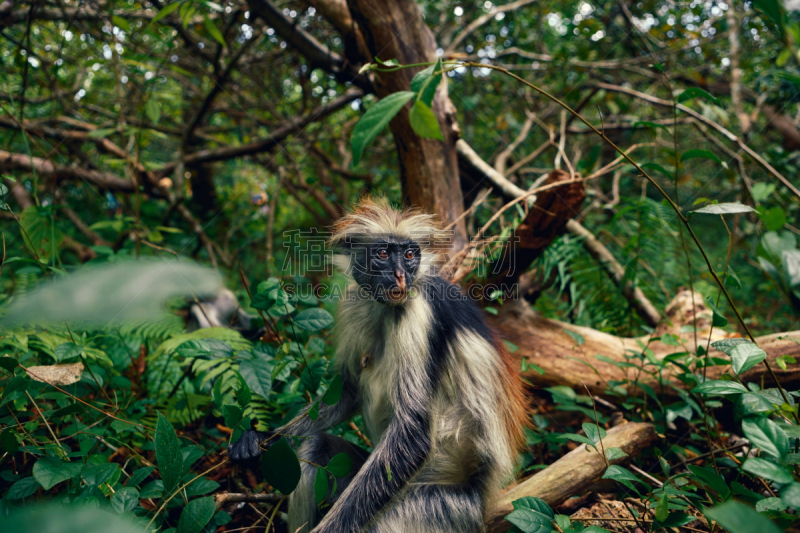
490,290 -> 800,395
487,422 -> 660,532
491,170 -> 586,286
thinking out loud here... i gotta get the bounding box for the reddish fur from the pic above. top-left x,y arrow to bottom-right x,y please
492,336 -> 532,453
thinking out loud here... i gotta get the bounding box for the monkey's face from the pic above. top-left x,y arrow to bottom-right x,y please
348,237 -> 421,305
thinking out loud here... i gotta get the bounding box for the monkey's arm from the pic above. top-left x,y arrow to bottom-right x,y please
311,370 -> 433,533
228,372 -> 359,463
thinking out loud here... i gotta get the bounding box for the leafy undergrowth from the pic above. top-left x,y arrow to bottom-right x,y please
0,273 -> 798,533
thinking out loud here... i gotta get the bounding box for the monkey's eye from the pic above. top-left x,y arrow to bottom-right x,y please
405,250 -> 415,260
377,249 -> 388,259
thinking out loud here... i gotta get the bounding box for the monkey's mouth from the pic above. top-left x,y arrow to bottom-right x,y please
386,288 -> 407,301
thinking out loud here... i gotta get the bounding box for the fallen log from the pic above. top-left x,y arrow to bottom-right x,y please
490,289 -> 800,395
487,422 -> 660,532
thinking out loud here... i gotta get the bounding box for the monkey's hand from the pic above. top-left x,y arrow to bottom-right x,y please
228,430 -> 275,466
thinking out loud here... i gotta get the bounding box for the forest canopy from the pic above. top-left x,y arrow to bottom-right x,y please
1,0 -> 800,532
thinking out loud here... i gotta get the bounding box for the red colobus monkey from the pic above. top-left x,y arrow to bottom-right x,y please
229,197 -> 528,533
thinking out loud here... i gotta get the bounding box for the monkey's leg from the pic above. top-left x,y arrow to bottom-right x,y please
366,484 -> 485,533
289,433 -> 369,533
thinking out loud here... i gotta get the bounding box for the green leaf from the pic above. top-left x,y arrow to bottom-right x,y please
409,100 -> 444,140
204,16 -> 226,47
350,91 -> 415,165
677,87 -> 721,106
755,497 -> 785,512
6,477 -> 41,499
705,296 -> 728,328
327,452 -> 352,478
251,285 -> 287,310
54,342 -> 83,362
111,487 -> 140,513
151,2 -> 182,24
689,464 -> 731,499
681,149 -> 723,165
655,493 -> 669,522
692,380 -> 748,396
781,482 -> 800,510
1,427 -> 20,453
128,466 -> 154,488
155,412 -> 184,492
82,463 -> 120,487
743,457 -> 793,483
86,127 -> 117,138
711,338 -> 751,355
603,465 -> 641,483
605,447 -> 628,461
177,496 -> 216,533
558,433 -> 595,447
0,356 -> 18,373
704,501 -> 782,533
641,162 -> 672,177
505,509 -> 554,533
145,99 -> 161,124
185,478 -> 220,498
581,422 -> 607,444
294,308 -> 334,331
563,329 -> 585,346
555,515 -> 571,530
261,438 -> 301,494
742,418 -> 788,460
730,344 -> 767,375
239,358 -> 273,398
322,374 -> 344,405
511,496 -> 555,519
761,207 -> 786,231
375,57 -> 399,67
753,0 -> 785,27
691,202 -> 755,216
411,58 -> 443,106
32,457 -> 82,490
314,467 -> 329,505
222,404 -> 243,429
751,182 -> 776,203
112,15 -> 131,33
235,373 -> 252,408
308,401 -> 320,420
52,402 -> 85,418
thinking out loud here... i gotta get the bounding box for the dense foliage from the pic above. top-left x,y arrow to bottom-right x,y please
1,0 -> 800,532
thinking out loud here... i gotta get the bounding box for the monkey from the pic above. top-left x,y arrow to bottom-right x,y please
228,197 -> 529,533
184,289 -> 263,340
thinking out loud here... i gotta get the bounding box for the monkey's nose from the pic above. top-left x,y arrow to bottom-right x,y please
394,271 -> 406,290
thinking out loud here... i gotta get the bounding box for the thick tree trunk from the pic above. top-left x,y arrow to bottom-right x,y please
346,0 -> 467,250
490,290 -> 800,395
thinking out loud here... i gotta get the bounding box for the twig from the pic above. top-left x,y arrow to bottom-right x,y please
464,63 -> 797,420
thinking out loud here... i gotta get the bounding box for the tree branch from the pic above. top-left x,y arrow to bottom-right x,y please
456,139 -> 661,327
245,0 -> 369,89
156,89 -> 362,175
0,150 -> 135,191
595,82 -> 800,201
487,422 -> 660,532
444,0 -> 538,54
